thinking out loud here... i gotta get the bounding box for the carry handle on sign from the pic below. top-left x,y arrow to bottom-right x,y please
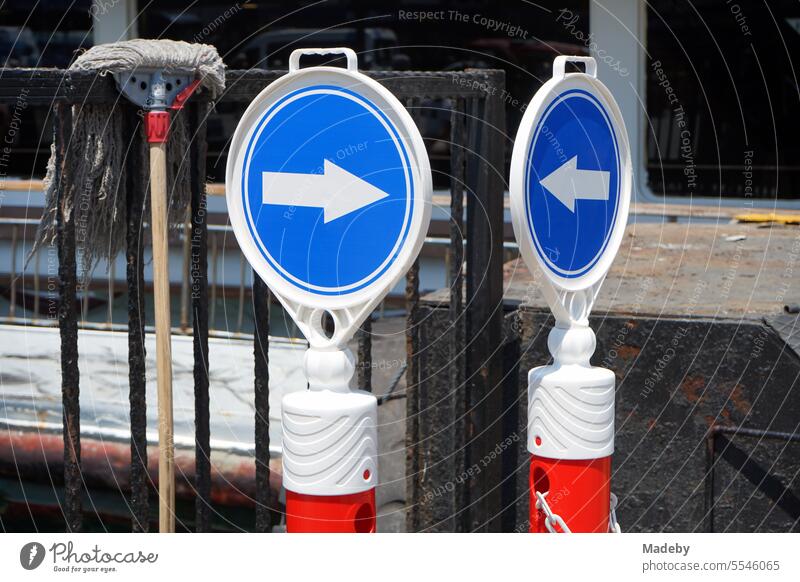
510,55 -> 632,533
226,47 -> 432,532
289,47 -> 359,72
552,55 -> 598,79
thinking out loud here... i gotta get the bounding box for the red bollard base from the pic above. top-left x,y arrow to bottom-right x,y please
286,489 -> 376,533
530,455 -> 611,533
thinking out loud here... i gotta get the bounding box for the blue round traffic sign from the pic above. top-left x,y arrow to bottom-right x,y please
524,89 -> 621,280
240,85 -> 414,296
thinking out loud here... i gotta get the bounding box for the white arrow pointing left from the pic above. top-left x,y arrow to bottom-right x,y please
539,156 -> 610,213
262,159 -> 389,223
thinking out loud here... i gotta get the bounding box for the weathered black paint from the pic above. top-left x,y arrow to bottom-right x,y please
252,274 -> 272,532
124,106 -> 149,533
54,102 -> 82,533
190,102 -> 212,532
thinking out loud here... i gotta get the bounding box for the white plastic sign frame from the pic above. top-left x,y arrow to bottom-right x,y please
510,55 -> 632,324
226,48 -> 432,348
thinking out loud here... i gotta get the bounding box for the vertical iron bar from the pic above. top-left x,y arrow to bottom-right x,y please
180,214 -> 191,330
404,257 -> 420,532
107,259 -> 115,325
210,233 -> 218,326
237,253 -> 246,333
9,225 -> 17,318
55,101 -> 82,532
705,430 -> 716,533
449,98 -> 467,532
404,96 -> 422,532
190,103 -> 211,532
33,249 -> 41,316
356,317 -> 372,392
125,105 -> 149,532
253,273 -> 272,532
464,73 -> 506,532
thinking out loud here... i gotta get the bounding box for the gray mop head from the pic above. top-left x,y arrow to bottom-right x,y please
71,39 -> 226,98
32,39 -> 226,280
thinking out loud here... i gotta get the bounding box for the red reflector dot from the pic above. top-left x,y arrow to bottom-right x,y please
535,436 -> 542,446
363,469 -> 371,480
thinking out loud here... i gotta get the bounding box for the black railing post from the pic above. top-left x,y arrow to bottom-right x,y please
55,101 -> 82,533
253,274 -> 272,532
190,102 -> 212,532
404,95 -> 423,532
449,99 -> 467,531
463,71 -> 506,532
404,258 -> 420,532
357,318 -> 372,392
125,105 -> 149,532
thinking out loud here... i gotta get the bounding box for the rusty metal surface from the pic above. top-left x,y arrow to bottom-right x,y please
705,425 -> 800,532
415,301 -> 800,532
0,428 -> 283,531
54,102 -> 82,533
497,222 -> 800,320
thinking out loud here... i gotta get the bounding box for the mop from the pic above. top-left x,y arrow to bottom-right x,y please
33,39 -> 225,532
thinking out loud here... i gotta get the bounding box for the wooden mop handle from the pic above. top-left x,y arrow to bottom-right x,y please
147,115 -> 176,533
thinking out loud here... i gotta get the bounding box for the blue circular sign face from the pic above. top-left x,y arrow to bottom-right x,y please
525,89 -> 620,279
242,85 -> 413,295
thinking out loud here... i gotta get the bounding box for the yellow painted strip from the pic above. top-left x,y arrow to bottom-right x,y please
735,212 -> 800,225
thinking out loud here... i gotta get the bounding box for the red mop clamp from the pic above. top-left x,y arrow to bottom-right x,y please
144,80 -> 202,143
282,347 -> 377,533
144,111 -> 170,143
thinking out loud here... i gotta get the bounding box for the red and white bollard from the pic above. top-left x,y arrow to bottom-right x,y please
282,347 -> 377,533
527,322 -> 615,533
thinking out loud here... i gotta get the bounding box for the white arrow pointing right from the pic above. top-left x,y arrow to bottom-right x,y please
539,156 -> 610,213
262,159 -> 389,223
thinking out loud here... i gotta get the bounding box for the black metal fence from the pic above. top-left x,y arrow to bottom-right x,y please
0,67 -> 507,532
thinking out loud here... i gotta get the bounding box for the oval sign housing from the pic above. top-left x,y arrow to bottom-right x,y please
227,65 -> 431,310
511,65 -> 631,292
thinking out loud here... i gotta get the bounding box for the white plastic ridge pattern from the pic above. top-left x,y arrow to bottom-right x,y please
281,388 -> 377,496
527,365 -> 615,459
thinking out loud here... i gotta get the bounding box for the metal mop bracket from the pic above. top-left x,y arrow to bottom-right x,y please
114,69 -> 195,110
